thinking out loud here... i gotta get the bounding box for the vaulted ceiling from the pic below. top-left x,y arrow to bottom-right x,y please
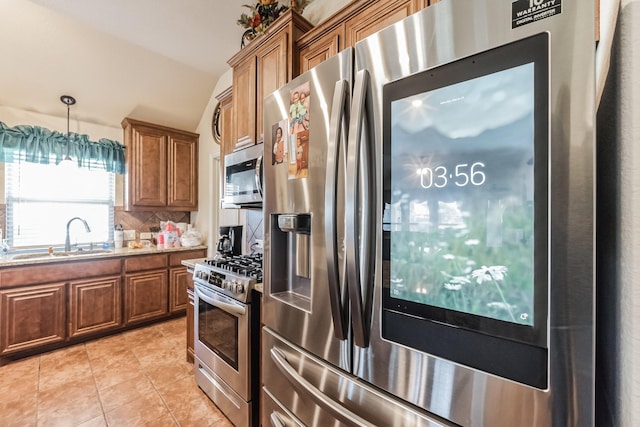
0,0 -> 249,132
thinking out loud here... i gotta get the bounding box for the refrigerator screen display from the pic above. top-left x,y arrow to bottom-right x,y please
382,33 -> 549,349
389,62 -> 535,326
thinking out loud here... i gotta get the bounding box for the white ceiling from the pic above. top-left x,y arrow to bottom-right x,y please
0,0 -> 250,132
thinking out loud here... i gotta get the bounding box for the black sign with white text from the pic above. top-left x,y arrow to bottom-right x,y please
512,0 -> 562,28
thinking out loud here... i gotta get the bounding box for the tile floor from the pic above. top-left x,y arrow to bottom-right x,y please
0,317 -> 233,427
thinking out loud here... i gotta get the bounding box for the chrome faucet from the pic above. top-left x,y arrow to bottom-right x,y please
65,217 -> 91,251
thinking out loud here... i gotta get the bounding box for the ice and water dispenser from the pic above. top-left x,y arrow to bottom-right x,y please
270,213 -> 312,311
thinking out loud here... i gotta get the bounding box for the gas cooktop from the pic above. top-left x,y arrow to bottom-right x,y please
192,253 -> 263,303
204,253 -> 263,282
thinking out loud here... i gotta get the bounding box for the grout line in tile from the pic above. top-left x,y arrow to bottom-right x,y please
86,343 -> 110,426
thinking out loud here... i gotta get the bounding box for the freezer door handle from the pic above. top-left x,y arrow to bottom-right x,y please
325,79 -> 350,341
346,69 -> 375,348
270,347 -> 373,426
269,412 -> 286,427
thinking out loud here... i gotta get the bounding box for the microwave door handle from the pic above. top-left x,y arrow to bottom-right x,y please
346,69 -> 375,349
256,155 -> 264,198
194,284 -> 246,316
325,79 -> 350,341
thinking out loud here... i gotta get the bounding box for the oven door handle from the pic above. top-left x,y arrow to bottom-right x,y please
194,284 -> 246,316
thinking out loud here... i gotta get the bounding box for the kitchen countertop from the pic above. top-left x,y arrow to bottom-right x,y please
0,245 -> 209,268
180,257 -> 207,270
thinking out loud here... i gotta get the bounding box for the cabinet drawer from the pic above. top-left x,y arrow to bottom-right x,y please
124,254 -> 168,272
169,249 -> 207,267
0,258 -> 121,288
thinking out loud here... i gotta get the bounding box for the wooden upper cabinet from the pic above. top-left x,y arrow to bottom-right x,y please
299,31 -> 340,75
125,122 -> 167,207
256,31 -> 289,145
167,133 -> 198,208
297,0 -> 429,70
122,118 -> 199,211
217,87 -> 234,160
232,57 -> 257,149
344,0 -> 425,47
228,10 -> 313,150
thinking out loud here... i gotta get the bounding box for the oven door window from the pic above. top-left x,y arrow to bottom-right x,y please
198,297 -> 239,370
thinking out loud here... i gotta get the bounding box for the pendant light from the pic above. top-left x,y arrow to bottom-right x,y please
59,95 -> 76,167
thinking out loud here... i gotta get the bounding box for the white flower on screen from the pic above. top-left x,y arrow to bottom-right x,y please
471,265 -> 508,284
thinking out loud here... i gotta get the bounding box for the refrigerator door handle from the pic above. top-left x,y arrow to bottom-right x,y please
325,79 -> 350,341
346,69 -> 375,348
270,347 -> 373,427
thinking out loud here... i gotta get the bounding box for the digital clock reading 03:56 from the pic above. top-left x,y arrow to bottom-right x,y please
417,162 -> 486,189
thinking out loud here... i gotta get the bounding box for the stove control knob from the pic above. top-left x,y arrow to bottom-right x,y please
235,283 -> 245,294
225,281 -> 234,293
221,280 -> 229,290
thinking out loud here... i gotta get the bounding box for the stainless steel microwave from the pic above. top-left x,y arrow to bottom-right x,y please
222,143 -> 263,209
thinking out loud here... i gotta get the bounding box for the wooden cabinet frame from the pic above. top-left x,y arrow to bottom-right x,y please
0,283 -> 66,355
124,270 -> 169,325
69,276 -> 122,338
228,10 -> 313,150
297,0 -> 430,74
122,118 -> 199,211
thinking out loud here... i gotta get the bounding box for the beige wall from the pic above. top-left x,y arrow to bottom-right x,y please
192,0 -> 352,256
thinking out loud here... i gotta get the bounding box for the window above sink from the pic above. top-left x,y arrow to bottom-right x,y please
5,161 -> 115,249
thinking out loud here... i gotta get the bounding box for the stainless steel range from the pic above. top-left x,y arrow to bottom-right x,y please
192,253 -> 262,427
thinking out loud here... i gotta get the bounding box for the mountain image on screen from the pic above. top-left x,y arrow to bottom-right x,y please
388,63 -> 535,326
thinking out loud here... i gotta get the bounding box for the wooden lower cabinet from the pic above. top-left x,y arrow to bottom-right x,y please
124,270 -> 169,325
0,249 -> 206,361
187,287 -> 195,363
0,283 -> 66,355
169,266 -> 189,313
69,276 -> 121,339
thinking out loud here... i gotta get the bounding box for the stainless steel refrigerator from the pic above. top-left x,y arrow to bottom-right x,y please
262,0 -> 596,425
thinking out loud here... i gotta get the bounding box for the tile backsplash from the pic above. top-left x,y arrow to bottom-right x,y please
245,209 -> 264,254
114,207 -> 190,238
0,204 -> 190,243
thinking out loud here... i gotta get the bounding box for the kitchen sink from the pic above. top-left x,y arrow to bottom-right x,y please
11,249 -> 113,260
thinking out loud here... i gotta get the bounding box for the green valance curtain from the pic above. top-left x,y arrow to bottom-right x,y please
0,121 -> 126,174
